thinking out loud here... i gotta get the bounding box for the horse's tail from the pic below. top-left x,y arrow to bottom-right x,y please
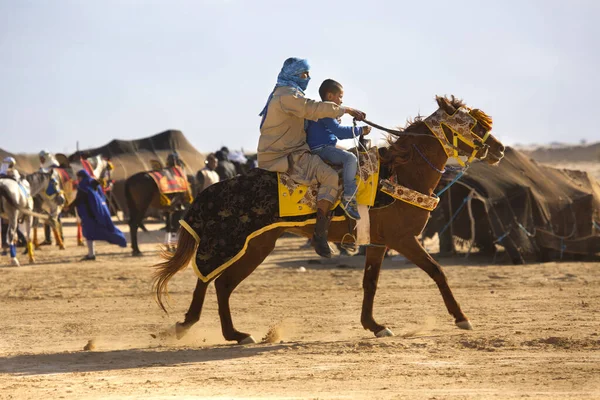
0,183 -> 50,221
0,184 -> 17,209
152,227 -> 198,313
124,178 -> 135,224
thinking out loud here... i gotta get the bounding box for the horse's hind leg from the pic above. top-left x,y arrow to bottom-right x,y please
6,211 -> 19,266
390,235 -> 471,330
174,278 -> 209,339
215,228 -> 282,344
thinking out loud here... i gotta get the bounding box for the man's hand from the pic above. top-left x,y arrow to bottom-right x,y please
344,107 -> 366,121
362,126 -> 371,135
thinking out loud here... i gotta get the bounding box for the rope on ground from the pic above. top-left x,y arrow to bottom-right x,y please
516,221 -> 536,237
438,193 -> 472,237
494,228 -> 512,244
465,190 -> 476,259
436,167 -> 468,197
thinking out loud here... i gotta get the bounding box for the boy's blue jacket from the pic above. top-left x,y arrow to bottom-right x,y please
306,118 -> 364,150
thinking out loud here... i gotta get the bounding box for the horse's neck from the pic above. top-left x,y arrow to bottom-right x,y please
393,140 -> 449,196
28,174 -> 48,196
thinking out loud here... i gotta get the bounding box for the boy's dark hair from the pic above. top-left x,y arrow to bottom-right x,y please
319,79 -> 343,101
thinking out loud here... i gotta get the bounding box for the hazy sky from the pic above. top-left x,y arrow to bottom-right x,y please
1,0 -> 598,155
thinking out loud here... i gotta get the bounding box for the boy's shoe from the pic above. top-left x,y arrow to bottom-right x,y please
342,196 -> 361,220
81,255 -> 96,261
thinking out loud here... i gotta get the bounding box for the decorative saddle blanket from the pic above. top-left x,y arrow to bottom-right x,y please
149,167 -> 190,194
80,158 -> 95,178
180,168 -> 352,283
54,168 -> 77,204
277,147 -> 380,217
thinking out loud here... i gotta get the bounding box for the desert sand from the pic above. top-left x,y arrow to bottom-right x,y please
1,216 -> 599,400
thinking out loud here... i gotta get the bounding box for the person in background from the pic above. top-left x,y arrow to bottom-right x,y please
0,157 -> 22,181
38,150 -> 59,173
196,153 -> 220,195
71,170 -> 127,260
215,150 -> 237,181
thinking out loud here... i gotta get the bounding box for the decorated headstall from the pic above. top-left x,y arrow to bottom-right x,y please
423,107 -> 491,167
44,170 -> 66,205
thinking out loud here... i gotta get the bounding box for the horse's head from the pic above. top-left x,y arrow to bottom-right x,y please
27,171 -> 66,208
423,95 -> 505,165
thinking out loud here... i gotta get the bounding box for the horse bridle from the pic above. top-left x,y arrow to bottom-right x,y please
363,106 -> 492,167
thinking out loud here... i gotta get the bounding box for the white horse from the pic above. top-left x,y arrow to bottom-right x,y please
0,176 -> 55,266
70,154 -> 109,181
33,154 -> 112,247
28,171 -> 67,250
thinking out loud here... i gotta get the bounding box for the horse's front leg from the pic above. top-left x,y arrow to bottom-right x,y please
361,245 -> 394,337
390,235 -> 472,330
51,210 -> 65,250
21,215 -> 35,264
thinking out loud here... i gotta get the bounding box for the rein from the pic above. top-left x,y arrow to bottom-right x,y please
363,117 -> 471,199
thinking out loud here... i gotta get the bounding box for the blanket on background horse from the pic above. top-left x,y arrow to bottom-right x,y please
148,166 -> 193,206
180,148 -> 383,282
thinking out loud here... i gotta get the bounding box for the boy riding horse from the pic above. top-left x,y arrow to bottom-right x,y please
257,58 -> 366,257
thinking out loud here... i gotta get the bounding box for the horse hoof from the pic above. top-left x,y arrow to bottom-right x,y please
132,251 -> 143,257
456,320 -> 473,330
375,328 -> 395,338
59,246 -> 66,250
238,335 -> 257,345
10,258 -> 20,267
175,323 -> 190,340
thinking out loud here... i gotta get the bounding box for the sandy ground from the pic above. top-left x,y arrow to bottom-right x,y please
0,219 -> 598,400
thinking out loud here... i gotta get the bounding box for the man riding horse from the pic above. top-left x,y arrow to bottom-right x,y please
257,57 -> 366,257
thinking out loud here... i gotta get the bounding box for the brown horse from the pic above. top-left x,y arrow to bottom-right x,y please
125,170 -> 194,256
153,96 -> 506,344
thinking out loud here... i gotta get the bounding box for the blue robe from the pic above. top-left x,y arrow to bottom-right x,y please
75,170 -> 126,247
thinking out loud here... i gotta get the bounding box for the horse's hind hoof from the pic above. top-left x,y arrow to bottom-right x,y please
132,251 -> 143,257
456,320 -> 473,330
10,258 -> 20,267
238,335 -> 257,345
375,328 -> 395,338
175,323 -> 190,340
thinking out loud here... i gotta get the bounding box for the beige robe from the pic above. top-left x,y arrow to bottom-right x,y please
257,86 -> 345,203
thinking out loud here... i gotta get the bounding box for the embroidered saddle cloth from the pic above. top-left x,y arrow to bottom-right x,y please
277,147 -> 380,217
180,168 -> 352,283
54,168 -> 77,204
148,166 -> 190,194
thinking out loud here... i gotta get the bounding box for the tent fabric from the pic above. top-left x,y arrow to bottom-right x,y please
425,147 -> 600,263
68,130 -> 206,215
0,148 -> 40,174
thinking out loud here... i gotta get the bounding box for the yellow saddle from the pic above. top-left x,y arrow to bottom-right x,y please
277,147 -> 380,217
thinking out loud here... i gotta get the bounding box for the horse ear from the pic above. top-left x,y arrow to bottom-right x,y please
435,95 -> 457,115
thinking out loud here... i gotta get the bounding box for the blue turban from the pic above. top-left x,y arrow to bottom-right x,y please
259,57 -> 311,127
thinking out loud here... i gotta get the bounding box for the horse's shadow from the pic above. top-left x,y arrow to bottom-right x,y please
1,344 -> 287,376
